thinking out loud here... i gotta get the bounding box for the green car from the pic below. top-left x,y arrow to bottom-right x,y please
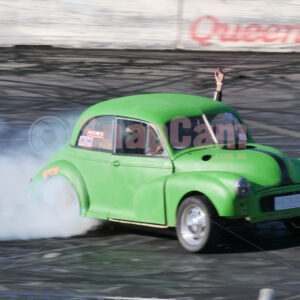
31,93 -> 300,252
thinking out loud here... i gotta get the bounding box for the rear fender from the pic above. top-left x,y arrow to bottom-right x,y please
31,160 -> 90,216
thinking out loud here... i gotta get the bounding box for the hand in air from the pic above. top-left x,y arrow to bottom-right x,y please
214,67 -> 224,83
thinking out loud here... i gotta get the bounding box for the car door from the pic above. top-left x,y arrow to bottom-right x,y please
108,117 -> 173,225
68,115 -> 115,219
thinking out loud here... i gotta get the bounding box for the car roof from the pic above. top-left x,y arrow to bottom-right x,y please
79,93 -> 236,125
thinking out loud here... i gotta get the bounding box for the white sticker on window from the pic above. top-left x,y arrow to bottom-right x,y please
78,135 -> 93,147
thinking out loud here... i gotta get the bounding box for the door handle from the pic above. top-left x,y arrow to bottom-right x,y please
112,160 -> 120,167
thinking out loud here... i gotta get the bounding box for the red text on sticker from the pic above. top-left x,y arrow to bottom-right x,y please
87,130 -> 104,138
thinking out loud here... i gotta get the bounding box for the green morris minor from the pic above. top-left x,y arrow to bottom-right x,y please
31,94 -> 300,252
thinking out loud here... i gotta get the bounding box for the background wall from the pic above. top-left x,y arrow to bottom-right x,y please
0,0 -> 299,52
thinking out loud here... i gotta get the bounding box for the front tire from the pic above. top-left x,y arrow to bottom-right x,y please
176,195 -> 221,253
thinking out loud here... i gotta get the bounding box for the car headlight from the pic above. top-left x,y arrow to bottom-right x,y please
235,178 -> 250,197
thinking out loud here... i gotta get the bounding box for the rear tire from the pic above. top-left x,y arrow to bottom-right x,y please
176,195 -> 221,253
37,175 -> 107,229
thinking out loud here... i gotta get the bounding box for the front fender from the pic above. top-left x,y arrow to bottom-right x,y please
31,160 -> 90,216
165,171 -> 244,226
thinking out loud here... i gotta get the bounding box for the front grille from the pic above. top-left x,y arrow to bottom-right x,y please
260,191 -> 300,212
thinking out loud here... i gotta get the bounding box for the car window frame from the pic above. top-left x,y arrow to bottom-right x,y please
75,115 -> 115,153
113,117 -> 169,158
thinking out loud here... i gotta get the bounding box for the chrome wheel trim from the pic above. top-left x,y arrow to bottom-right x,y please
180,204 -> 207,246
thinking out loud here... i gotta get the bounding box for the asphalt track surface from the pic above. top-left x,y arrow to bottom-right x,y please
1,47 -> 300,299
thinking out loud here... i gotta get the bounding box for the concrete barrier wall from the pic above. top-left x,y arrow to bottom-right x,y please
0,0 -> 299,52
0,0 -> 178,49
181,0 -> 300,52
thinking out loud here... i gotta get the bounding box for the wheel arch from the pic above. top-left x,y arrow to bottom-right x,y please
176,191 -> 214,215
31,160 -> 90,216
165,172 -> 238,227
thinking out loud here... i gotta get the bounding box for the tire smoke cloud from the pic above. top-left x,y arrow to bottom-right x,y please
0,114 -> 100,241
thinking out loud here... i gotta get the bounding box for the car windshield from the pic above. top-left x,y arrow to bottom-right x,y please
165,112 -> 248,150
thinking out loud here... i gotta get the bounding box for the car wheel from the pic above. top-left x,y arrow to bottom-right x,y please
284,217 -> 300,234
176,195 -> 221,253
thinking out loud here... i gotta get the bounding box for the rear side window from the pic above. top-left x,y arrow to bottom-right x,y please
77,116 -> 114,152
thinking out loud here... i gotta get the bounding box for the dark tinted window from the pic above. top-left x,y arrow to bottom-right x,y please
116,119 -> 147,155
165,113 -> 247,150
207,112 -> 247,146
165,116 -> 212,150
116,119 -> 167,157
146,125 -> 167,157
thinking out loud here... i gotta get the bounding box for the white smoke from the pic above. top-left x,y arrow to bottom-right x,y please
0,115 -> 100,241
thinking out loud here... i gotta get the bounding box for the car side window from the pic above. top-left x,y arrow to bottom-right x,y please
115,119 -> 167,157
77,116 -> 114,152
116,119 -> 147,155
146,125 -> 167,157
